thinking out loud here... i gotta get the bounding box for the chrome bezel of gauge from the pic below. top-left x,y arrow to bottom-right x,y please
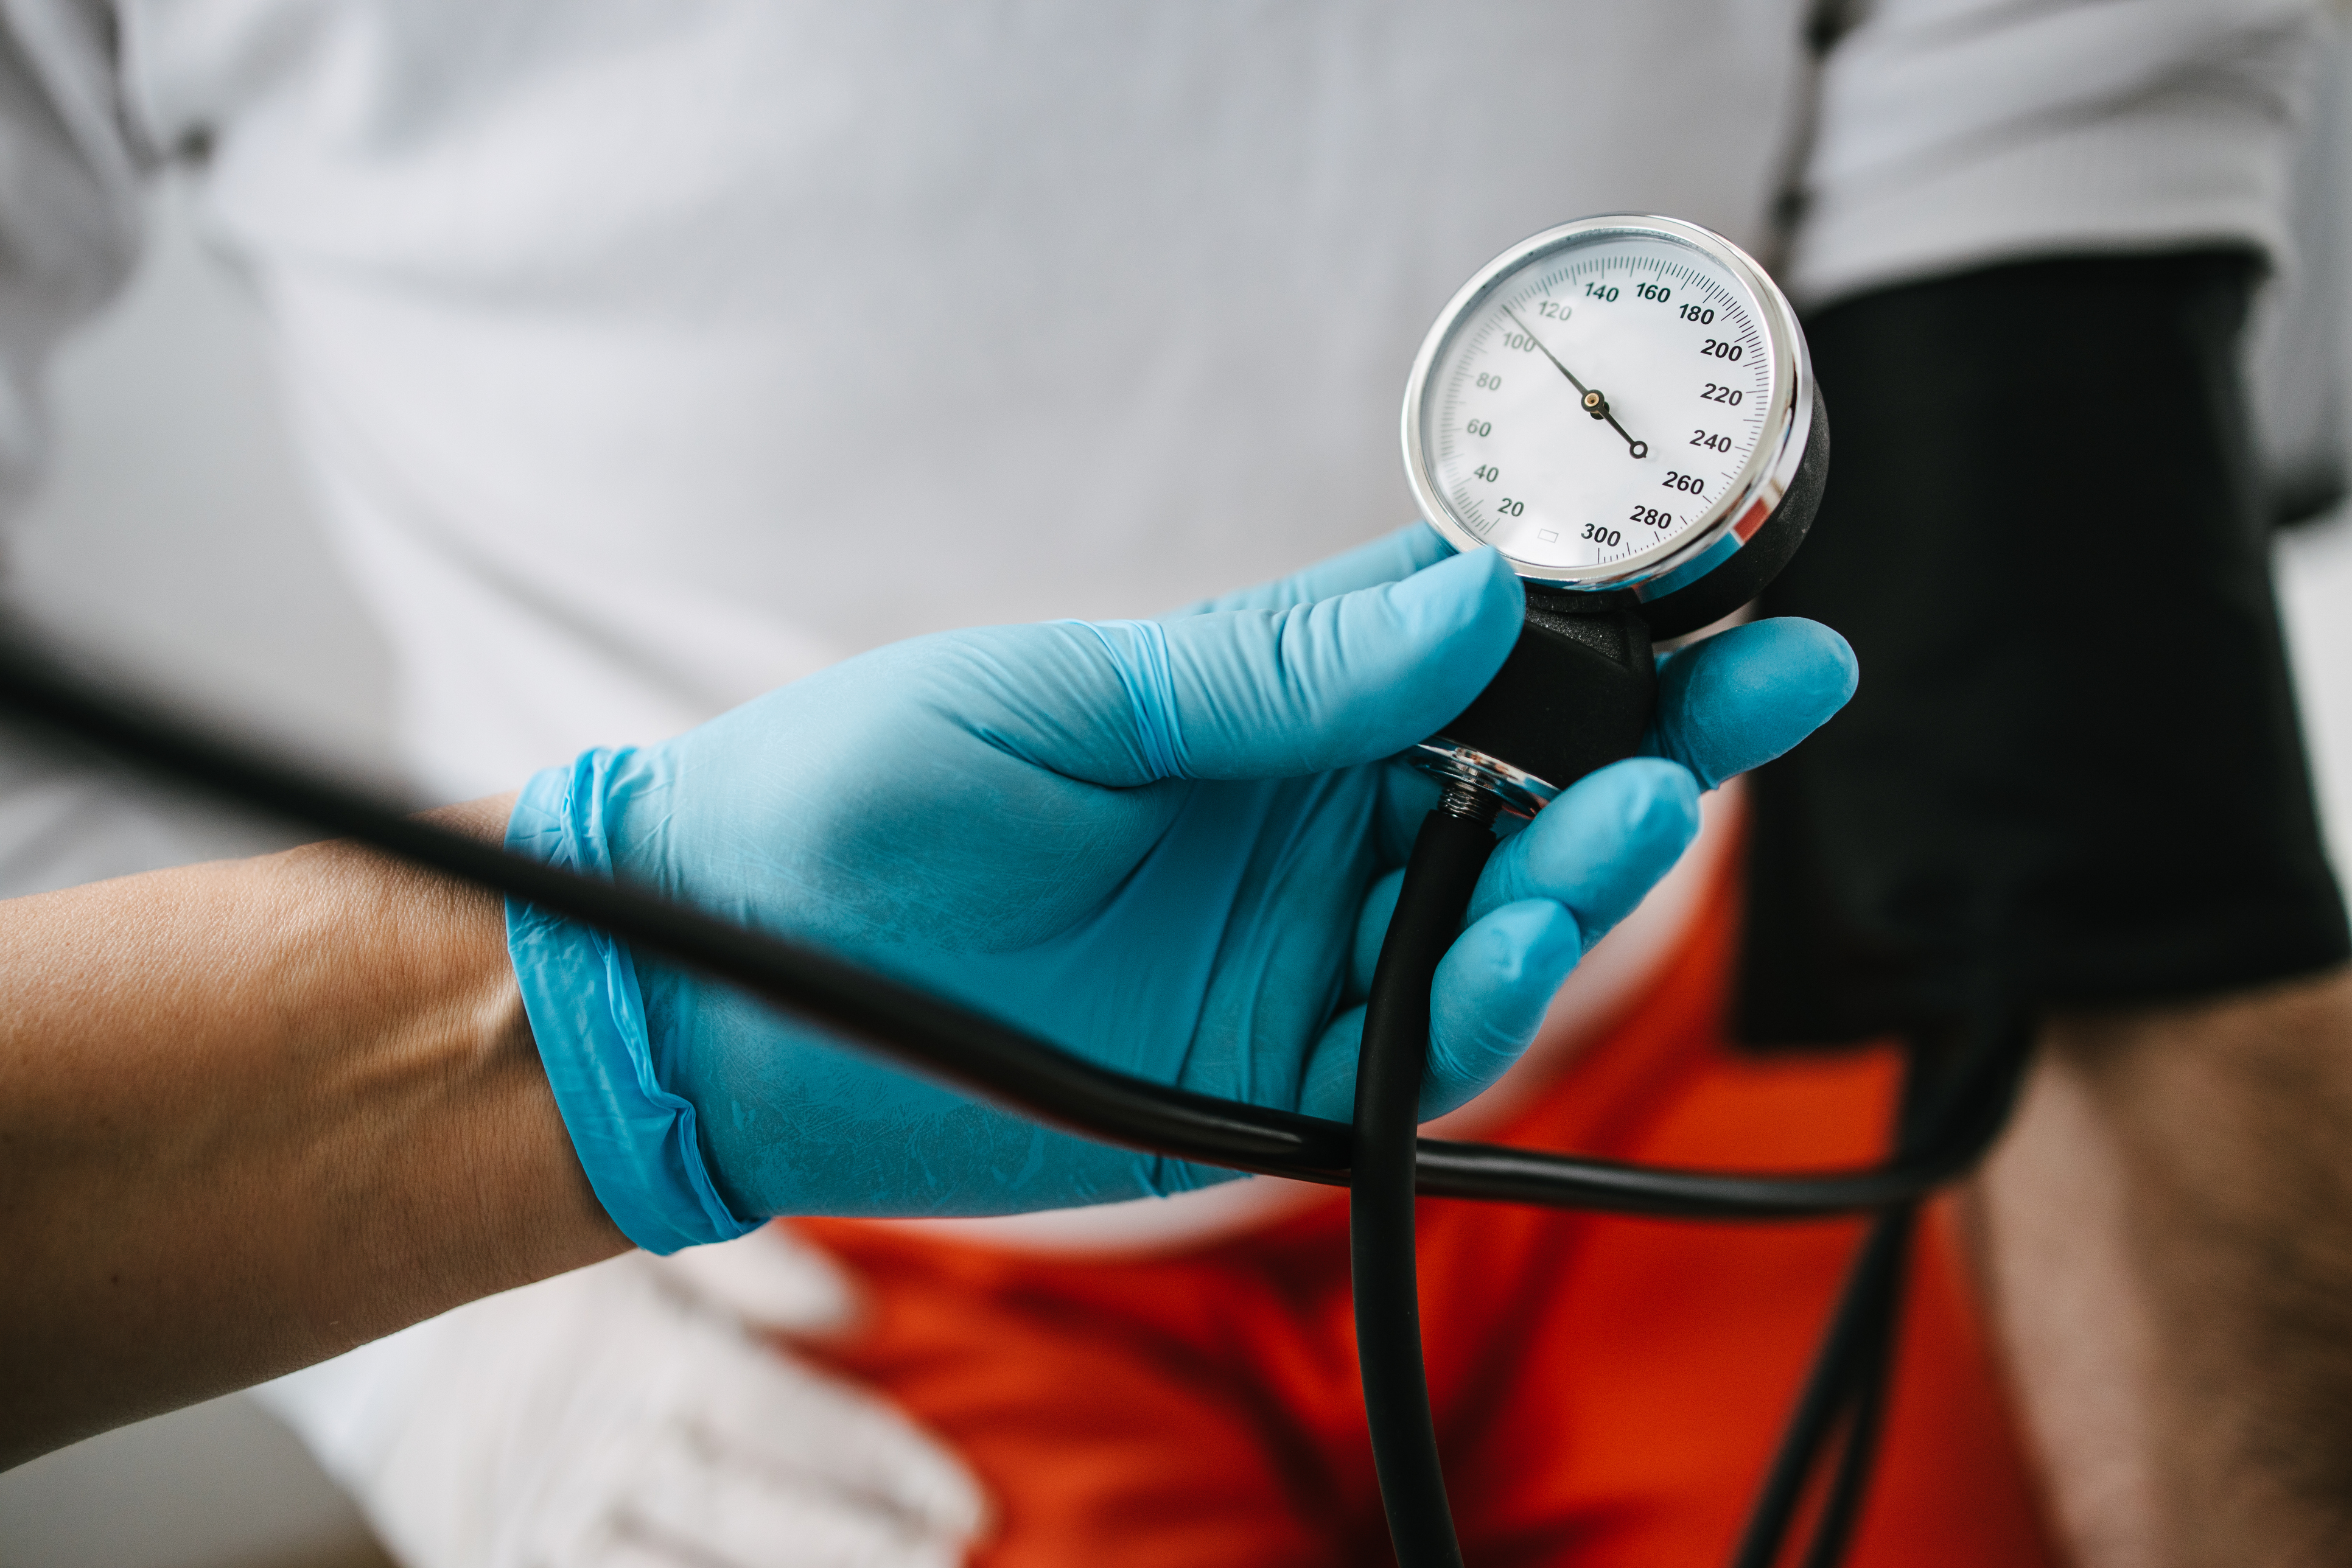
1401,213 -> 1814,594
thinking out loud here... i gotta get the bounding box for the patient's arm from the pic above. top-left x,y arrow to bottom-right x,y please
0,794 -> 626,1468
1751,242 -> 2352,1564
1972,972 -> 2352,1567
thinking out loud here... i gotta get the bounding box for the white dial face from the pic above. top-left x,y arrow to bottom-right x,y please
1416,229 -> 1777,579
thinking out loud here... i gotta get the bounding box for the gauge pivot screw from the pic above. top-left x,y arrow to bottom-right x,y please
1577,390 -> 1651,457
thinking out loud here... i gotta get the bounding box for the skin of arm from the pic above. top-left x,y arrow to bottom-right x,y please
1969,968 -> 2352,1567
0,793 -> 628,1469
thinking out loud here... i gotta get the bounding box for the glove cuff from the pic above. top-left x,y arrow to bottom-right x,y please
505,751 -> 763,1253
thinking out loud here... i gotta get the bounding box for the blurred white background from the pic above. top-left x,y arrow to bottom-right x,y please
0,185 -> 401,1568
4,71 -> 2352,1568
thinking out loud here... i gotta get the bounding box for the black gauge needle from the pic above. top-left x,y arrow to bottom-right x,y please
1502,305 -> 1649,459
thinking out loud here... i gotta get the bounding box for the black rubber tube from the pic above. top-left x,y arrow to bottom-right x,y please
1799,1213 -> 1912,1568
1351,797 -> 1498,1568
1729,1203 -> 1916,1568
1727,1020 -> 2027,1568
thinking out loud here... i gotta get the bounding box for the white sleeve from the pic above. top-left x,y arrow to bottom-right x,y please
0,0 -> 149,515
1789,0 -> 2322,309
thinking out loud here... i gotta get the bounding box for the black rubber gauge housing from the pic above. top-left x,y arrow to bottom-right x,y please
1418,393 -> 1827,807
1636,390 -> 1829,644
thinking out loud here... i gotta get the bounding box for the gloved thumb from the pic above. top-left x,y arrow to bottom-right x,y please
1068,547 -> 1523,783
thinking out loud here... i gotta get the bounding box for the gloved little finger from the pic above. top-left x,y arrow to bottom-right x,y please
1168,522 -> 1454,617
1298,897 -> 1582,1124
1466,758 -> 1701,950
1648,617 -> 1857,789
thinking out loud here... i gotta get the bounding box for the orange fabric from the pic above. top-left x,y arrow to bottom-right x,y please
796,885 -> 2060,1566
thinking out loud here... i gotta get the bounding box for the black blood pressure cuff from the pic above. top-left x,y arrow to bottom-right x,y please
1739,251 -> 2351,1046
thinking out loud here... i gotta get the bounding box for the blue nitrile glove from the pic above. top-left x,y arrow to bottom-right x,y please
507,527 -> 1857,1251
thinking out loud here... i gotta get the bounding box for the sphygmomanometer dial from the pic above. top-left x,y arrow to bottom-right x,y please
1403,214 -> 1819,628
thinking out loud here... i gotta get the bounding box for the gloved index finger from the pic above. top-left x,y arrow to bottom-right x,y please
1165,522 -> 1454,618
1646,617 -> 1857,789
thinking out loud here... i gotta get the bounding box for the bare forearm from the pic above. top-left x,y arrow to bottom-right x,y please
0,795 -> 624,1466
1971,968 -> 2352,1567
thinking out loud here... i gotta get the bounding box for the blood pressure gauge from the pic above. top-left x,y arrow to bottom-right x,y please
1401,215 -> 1829,817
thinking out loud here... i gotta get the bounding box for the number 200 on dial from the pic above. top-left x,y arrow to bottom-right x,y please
1403,215 -> 1811,589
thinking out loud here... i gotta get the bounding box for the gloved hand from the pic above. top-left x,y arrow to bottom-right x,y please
508,527 -> 1857,1247
255,1231 -> 987,1568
